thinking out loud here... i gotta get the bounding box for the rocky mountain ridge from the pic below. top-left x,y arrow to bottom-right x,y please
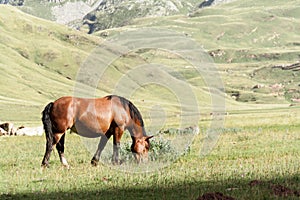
1,0 -> 234,33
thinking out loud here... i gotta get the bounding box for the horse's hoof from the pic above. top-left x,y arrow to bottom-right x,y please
41,164 -> 49,169
91,159 -> 98,166
112,160 -> 123,165
63,164 -> 70,170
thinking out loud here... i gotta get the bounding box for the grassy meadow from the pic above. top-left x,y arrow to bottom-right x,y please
0,110 -> 299,199
0,0 -> 300,199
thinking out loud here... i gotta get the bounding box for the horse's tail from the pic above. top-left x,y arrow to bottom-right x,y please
42,102 -> 54,147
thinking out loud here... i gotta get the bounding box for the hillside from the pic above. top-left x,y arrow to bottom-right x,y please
88,0 -> 300,109
1,0 -> 235,33
0,5 -> 216,128
2,0 -> 200,32
0,0 -> 300,127
0,5 -> 102,125
116,0 -> 300,106
79,0 -> 199,33
2,0 -> 238,34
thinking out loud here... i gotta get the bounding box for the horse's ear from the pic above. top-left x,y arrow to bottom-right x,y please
145,135 -> 154,141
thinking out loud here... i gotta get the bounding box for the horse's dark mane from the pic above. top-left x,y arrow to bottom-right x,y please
105,95 -> 113,100
127,100 -> 144,127
118,96 -> 144,128
106,95 -> 145,134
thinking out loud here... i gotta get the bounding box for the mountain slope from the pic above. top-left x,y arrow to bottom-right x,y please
2,0 -> 201,32
1,0 -> 300,126
0,5 -> 102,125
80,0 -> 199,33
0,5 -> 214,127
110,0 -> 300,105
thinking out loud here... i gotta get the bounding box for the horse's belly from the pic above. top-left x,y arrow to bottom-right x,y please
72,122 -> 107,138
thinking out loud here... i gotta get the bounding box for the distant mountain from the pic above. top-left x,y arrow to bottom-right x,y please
198,0 -> 235,8
0,0 -> 101,24
0,0 -> 23,6
0,0 -> 234,33
81,0 -> 198,33
79,0 -> 235,33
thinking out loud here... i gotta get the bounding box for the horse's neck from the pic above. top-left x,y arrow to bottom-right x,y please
131,125 -> 146,138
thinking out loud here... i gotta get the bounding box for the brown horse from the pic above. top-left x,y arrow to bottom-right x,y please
41,95 -> 153,168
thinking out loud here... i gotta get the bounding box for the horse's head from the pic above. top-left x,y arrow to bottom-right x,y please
132,135 -> 153,163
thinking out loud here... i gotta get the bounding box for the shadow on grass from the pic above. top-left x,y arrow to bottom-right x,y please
1,175 -> 299,200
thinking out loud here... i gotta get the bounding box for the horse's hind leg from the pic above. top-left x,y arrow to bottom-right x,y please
41,132 -> 65,168
91,132 -> 112,166
56,133 -> 69,168
41,136 -> 54,167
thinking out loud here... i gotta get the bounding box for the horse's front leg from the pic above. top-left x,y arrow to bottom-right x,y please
56,133 -> 69,169
112,127 -> 124,165
112,140 -> 120,164
91,132 -> 112,166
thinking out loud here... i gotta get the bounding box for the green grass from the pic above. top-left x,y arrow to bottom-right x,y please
0,110 -> 299,199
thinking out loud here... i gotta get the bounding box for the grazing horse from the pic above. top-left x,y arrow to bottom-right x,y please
41,95 -> 153,168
